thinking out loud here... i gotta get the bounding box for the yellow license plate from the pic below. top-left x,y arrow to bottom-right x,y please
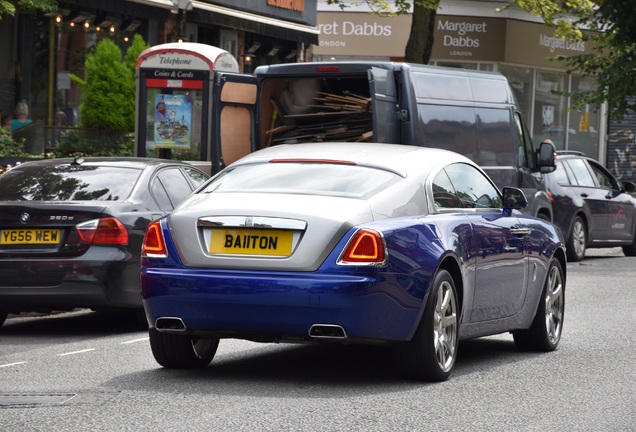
0,229 -> 62,245
209,229 -> 293,256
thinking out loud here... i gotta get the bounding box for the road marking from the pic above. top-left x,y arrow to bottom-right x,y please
0,362 -> 27,368
57,349 -> 96,357
120,337 -> 149,345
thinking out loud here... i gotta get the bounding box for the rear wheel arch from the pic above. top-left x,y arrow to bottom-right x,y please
553,248 -> 567,285
536,209 -> 552,222
438,256 -> 463,315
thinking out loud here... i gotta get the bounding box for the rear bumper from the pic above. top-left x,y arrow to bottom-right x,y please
141,266 -> 426,342
0,249 -> 142,313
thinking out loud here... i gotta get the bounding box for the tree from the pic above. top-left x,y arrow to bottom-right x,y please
505,0 -> 636,119
404,0 -> 439,64
326,0 -> 438,63
71,35 -> 149,131
0,0 -> 56,20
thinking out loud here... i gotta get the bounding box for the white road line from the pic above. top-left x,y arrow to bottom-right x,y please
57,349 -> 96,357
0,362 -> 27,368
120,337 -> 149,345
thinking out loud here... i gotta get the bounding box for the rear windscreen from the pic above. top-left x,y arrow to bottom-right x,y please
0,165 -> 142,201
199,162 -> 400,199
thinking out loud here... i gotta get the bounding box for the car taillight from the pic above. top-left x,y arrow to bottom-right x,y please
338,228 -> 386,265
76,217 -> 128,245
142,220 -> 167,257
546,190 -> 555,201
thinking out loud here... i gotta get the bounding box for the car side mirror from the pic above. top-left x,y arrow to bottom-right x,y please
622,180 -> 636,193
537,141 -> 557,173
502,187 -> 527,216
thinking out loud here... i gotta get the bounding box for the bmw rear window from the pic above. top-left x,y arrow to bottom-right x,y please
200,162 -> 400,198
0,165 -> 142,201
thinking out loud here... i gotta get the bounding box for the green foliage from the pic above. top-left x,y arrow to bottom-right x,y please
0,127 -> 30,157
0,0 -> 56,20
46,129 -> 134,158
505,0 -> 636,119
325,0 -> 437,16
70,36 -> 149,131
124,34 -> 149,73
73,39 -> 133,130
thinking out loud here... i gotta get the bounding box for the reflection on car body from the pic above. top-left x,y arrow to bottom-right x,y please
0,157 -> 209,327
140,143 -> 566,382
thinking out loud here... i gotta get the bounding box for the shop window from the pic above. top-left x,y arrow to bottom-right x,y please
498,65 -> 533,123
568,75 -> 600,158
533,70 -> 568,151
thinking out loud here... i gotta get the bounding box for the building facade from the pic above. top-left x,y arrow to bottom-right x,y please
0,0 -> 318,154
315,0 -> 609,166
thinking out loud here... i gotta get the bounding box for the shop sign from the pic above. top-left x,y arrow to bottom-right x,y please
267,0 -> 304,12
505,20 -> 596,68
431,16 -> 506,61
314,11 -> 411,57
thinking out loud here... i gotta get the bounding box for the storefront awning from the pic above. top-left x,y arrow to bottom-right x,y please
128,0 -> 319,44
193,2 -> 319,44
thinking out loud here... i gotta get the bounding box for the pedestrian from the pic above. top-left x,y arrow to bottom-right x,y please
11,100 -> 32,131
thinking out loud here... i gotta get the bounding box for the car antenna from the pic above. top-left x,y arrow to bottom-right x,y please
71,156 -> 85,166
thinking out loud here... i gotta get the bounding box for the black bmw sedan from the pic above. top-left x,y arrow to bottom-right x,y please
0,157 -> 208,327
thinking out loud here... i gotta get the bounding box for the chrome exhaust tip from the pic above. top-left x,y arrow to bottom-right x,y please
155,317 -> 186,331
308,324 -> 348,339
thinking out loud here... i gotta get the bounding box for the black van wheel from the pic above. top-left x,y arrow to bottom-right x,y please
393,269 -> 459,382
149,328 -> 219,368
0,310 -> 7,327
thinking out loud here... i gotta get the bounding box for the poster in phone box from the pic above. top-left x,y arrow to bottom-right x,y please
154,94 -> 192,149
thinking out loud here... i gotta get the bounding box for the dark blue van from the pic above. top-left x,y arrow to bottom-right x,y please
214,62 -> 556,220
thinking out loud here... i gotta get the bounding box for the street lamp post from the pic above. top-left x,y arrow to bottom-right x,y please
171,0 -> 193,42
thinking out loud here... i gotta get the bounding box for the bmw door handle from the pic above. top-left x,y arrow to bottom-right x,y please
510,227 -> 531,236
580,193 -> 588,197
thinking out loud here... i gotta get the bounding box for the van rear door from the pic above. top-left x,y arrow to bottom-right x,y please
369,67 -> 399,144
212,73 -> 258,174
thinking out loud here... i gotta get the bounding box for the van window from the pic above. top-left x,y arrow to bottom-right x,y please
417,105 -> 477,159
476,108 -> 514,166
412,72 -> 472,101
514,112 -> 536,169
469,78 -> 511,104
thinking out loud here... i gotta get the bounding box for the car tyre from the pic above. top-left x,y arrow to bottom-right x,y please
0,310 -> 7,327
149,328 -> 219,368
513,258 -> 565,351
393,269 -> 459,382
566,216 -> 586,262
621,231 -> 636,256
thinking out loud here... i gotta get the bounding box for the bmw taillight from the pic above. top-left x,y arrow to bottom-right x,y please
76,217 -> 128,245
338,228 -> 387,266
142,220 -> 167,257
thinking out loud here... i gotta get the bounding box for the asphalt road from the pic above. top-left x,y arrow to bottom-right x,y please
1,247 -> 634,431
